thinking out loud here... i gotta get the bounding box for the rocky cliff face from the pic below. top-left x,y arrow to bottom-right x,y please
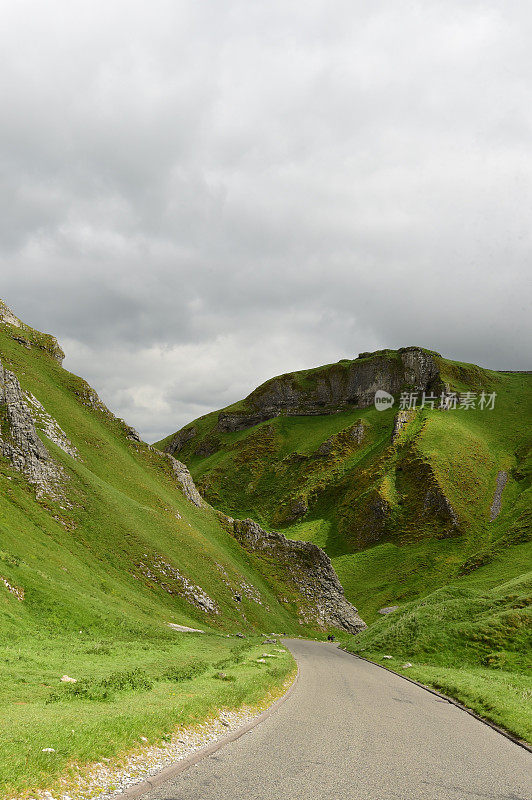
230,517 -> 366,634
0,357 -> 67,502
165,347 -> 444,453
215,346 -> 442,434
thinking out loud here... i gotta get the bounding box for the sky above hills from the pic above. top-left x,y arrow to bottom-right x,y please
1,1 -> 531,440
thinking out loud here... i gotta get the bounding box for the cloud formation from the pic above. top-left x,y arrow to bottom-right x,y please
1,1 -> 531,440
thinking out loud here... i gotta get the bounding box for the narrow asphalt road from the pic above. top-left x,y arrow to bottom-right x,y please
143,639 -> 531,800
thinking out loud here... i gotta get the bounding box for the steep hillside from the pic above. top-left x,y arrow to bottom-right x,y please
160,347 -> 532,741
160,347 -> 531,619
0,301 -> 362,796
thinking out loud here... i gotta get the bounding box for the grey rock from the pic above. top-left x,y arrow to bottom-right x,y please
231,518 -> 366,634
406,454 -> 459,530
23,391 -> 80,459
194,436 -> 221,457
423,483 -> 458,527
378,606 -> 399,615
0,300 -> 65,364
0,357 -> 67,502
315,419 -> 366,456
166,425 -> 197,454
489,470 -> 508,521
124,425 -> 142,442
276,495 -> 308,523
214,347 -> 442,434
138,553 -> 218,614
167,623 -> 205,633
165,455 -> 205,507
392,409 -> 416,441
0,300 -> 22,328
12,336 -> 31,349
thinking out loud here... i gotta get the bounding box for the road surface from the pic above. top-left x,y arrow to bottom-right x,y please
143,639 -> 531,800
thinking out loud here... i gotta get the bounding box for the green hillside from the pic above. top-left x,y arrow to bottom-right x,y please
161,349 -> 532,741
1,304 -> 341,796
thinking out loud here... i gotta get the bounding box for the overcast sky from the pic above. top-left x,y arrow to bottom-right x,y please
1,1 -> 531,441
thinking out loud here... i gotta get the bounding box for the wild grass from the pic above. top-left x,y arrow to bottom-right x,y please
0,631 -> 294,797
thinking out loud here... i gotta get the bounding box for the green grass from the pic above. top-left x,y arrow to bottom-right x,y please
0,631 -> 295,797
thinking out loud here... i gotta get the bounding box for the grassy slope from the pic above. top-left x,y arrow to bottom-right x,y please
0,322 -> 306,796
1,632 -> 294,796
163,356 -> 532,740
343,547 -> 531,742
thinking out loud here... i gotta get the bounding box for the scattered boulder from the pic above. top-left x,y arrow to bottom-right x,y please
167,623 -> 205,633
378,606 -> 399,615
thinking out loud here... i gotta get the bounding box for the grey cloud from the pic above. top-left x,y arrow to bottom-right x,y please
1,0 -> 531,440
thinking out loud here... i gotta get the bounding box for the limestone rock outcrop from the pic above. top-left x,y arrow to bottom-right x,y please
230,517 -> 366,634
166,454 -> 205,508
0,357 -> 67,502
214,347 -> 442,435
165,347 -> 444,456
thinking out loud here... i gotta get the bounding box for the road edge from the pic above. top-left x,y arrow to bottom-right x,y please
116,666 -> 300,799
340,648 -> 532,754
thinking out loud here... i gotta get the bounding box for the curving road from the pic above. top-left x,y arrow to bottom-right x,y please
143,639 -> 531,800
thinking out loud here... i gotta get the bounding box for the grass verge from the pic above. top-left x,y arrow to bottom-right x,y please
0,632 -> 295,798
346,653 -> 532,745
